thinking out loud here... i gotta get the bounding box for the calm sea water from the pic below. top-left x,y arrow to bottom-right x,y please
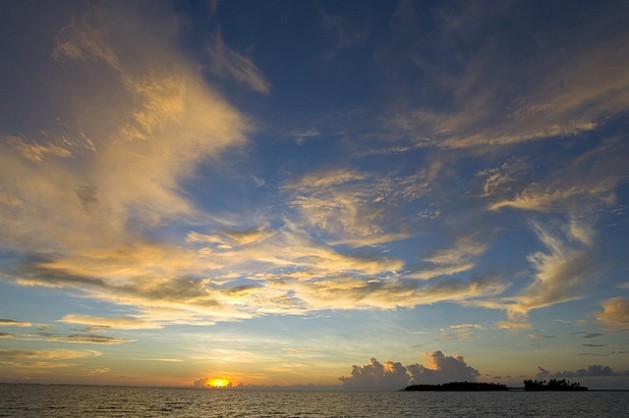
1,384 -> 627,417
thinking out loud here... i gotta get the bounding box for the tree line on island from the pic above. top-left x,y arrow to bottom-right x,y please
403,379 -> 588,391
523,378 -> 587,391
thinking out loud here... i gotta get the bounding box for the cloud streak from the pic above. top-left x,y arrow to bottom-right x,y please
206,30 -> 271,94
0,319 -> 32,327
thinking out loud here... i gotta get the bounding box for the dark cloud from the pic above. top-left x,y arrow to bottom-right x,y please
0,332 -> 16,338
538,364 -> 629,379
583,333 -> 604,339
40,332 -> 132,345
339,351 -> 480,390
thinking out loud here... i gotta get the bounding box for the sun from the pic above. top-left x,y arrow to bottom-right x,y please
206,378 -> 231,389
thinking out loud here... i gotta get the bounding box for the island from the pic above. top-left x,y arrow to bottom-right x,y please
404,382 -> 508,391
404,379 -> 589,392
523,379 -> 588,391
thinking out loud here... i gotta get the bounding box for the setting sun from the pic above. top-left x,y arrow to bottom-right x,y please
207,378 -> 231,389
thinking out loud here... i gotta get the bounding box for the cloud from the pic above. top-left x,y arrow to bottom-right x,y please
40,333 -> 133,345
59,314 -> 162,330
410,236 -> 486,280
384,2 -> 629,150
0,333 -> 16,338
596,297 -> 629,331
449,323 -> 483,330
206,30 -> 270,94
0,4 -> 253,325
339,351 -> 480,390
484,219 -> 597,321
0,348 -> 101,370
407,351 -> 480,384
488,140 -> 625,213
0,319 -> 32,327
339,357 -> 410,391
283,167 -> 419,247
583,333 -> 603,339
0,349 -> 99,361
321,11 -> 370,60
538,364 -> 629,379
439,323 -> 484,341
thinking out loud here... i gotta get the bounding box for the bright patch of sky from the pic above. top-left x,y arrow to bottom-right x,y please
1,0 -> 628,389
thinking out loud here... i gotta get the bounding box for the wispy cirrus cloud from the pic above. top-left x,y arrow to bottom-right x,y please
485,219 -> 597,327
488,139 -> 626,213
0,319 -> 32,327
410,236 -> 486,280
0,348 -> 101,370
381,2 -> 629,150
0,349 -> 99,360
40,333 -> 134,345
206,30 -> 271,94
59,314 -> 162,330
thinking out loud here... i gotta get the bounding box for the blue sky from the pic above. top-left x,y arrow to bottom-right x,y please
1,0 -> 628,389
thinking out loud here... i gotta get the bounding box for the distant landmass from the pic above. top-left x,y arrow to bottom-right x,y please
523,379 -> 588,391
404,379 -> 589,392
404,382 -> 508,391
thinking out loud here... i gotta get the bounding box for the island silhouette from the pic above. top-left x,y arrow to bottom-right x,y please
403,380 -> 588,391
523,379 -> 588,391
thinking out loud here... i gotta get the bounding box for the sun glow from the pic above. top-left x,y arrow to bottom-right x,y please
207,378 -> 231,388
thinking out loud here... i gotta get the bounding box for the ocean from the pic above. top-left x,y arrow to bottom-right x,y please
1,384 -> 627,417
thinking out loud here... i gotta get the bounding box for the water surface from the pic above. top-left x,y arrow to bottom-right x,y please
1,384 -> 627,417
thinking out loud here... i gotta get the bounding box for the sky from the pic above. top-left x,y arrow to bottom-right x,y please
0,0 -> 628,390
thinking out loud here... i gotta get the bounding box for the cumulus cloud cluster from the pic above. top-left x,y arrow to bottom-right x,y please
339,351 -> 479,391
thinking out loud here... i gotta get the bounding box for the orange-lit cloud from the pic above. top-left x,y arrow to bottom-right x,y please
59,314 -> 163,330
480,219 -> 597,323
0,319 -> 32,327
596,297 -> 629,331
